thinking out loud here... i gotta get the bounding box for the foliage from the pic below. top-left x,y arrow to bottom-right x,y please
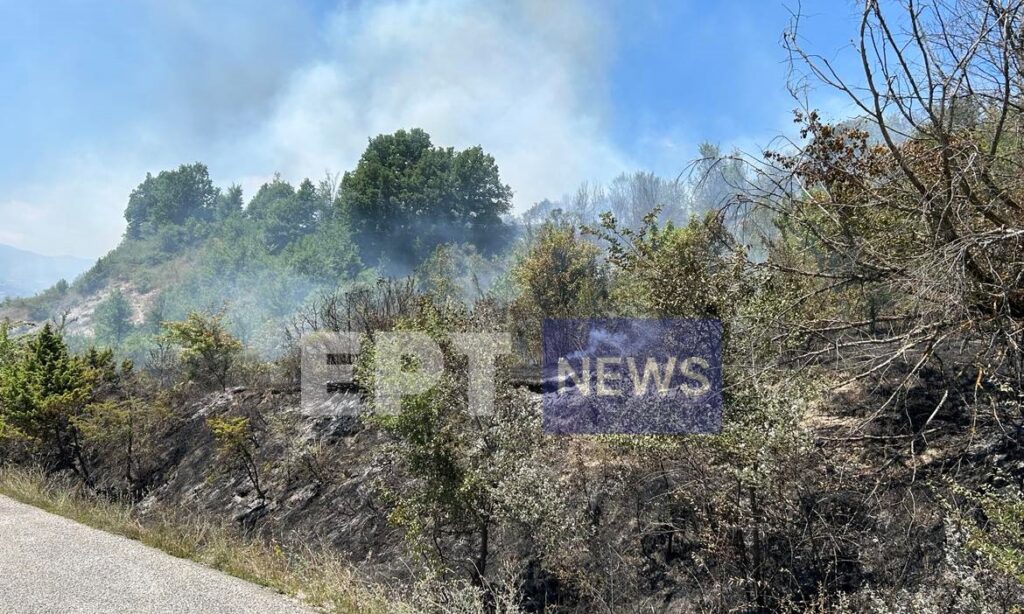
93,288 -> 134,347
341,128 -> 513,267
0,324 -> 97,479
512,221 -> 608,319
125,163 -> 221,240
0,322 -> 16,440
768,0 -> 1024,402
416,243 -> 508,306
208,415 -> 266,502
286,218 -> 361,281
948,477 -> 1024,585
590,210 -> 748,324
73,359 -> 171,498
509,221 -> 608,363
368,301 -> 575,590
160,311 -> 242,390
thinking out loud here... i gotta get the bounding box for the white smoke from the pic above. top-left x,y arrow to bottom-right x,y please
250,0 -> 632,211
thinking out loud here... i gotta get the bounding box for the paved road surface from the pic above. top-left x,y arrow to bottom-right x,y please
0,496 -> 311,613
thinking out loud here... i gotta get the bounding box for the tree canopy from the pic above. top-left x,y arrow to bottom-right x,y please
341,128 -> 513,267
124,163 -> 221,239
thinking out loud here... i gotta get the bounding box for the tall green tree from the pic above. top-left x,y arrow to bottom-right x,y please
214,184 -> 244,221
124,163 -> 219,239
341,128 -> 513,266
248,177 -> 325,254
0,324 -> 96,478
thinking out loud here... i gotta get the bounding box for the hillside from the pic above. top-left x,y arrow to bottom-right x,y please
0,131 -> 520,356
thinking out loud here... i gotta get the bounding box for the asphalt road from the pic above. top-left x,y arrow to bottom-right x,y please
0,496 -> 312,614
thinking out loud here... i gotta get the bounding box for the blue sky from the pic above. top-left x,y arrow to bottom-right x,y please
0,0 -> 863,258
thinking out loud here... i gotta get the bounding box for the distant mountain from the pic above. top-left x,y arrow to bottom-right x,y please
0,244 -> 93,299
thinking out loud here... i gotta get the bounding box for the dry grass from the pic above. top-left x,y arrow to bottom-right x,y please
0,465 -> 406,613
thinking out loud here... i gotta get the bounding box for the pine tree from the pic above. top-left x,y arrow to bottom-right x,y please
0,324 -> 95,478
